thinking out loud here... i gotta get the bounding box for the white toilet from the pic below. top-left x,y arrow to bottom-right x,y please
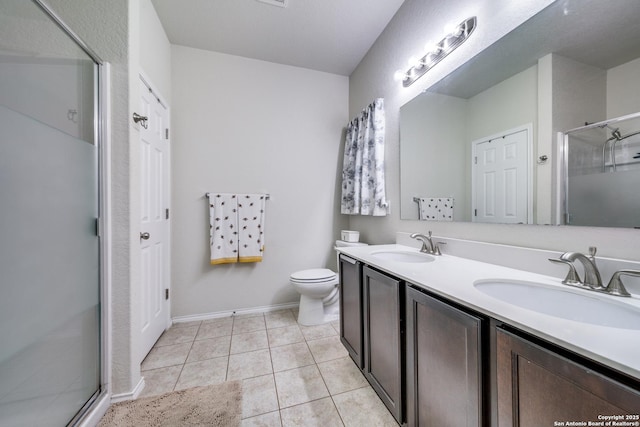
290,240 -> 367,326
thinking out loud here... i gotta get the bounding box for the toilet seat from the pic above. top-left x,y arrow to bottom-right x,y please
290,268 -> 337,284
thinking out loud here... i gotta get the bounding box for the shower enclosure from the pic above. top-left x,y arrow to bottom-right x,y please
0,1 -> 105,425
563,112 -> 640,228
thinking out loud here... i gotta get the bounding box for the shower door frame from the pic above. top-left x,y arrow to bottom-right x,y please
31,1 -> 112,425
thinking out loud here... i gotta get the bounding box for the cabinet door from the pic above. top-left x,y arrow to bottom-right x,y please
496,328 -> 640,426
363,266 -> 404,422
338,254 -> 363,368
405,286 -> 483,427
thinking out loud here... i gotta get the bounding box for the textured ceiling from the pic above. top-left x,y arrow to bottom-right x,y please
151,0 -> 406,76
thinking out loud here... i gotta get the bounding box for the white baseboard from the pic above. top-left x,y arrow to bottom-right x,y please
76,391 -> 110,427
110,377 -> 145,403
172,301 -> 299,324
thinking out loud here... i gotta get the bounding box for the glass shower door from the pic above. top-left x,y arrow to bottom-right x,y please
0,1 -> 101,425
564,113 -> 640,228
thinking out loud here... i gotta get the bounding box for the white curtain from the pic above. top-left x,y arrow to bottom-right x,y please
341,98 -> 388,216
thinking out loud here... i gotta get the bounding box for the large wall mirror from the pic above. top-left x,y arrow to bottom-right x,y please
400,0 -> 640,227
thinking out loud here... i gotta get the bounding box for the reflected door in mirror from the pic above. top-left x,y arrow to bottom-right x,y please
472,127 -> 532,224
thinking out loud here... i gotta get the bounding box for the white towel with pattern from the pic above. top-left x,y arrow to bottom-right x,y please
208,193 -> 239,265
238,194 -> 266,263
418,197 -> 454,221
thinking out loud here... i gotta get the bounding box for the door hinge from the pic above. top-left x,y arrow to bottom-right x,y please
474,209 -> 477,216
95,218 -> 100,237
165,289 -> 169,300
165,128 -> 169,140
474,156 -> 477,165
165,208 -> 170,220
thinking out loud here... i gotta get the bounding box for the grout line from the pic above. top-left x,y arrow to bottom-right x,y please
171,322 -> 201,392
145,310 -> 397,425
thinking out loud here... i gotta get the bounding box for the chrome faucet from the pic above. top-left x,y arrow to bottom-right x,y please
559,248 -> 603,289
549,247 -> 636,297
410,231 -> 442,255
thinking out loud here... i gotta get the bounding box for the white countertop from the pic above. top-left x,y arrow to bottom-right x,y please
337,243 -> 640,381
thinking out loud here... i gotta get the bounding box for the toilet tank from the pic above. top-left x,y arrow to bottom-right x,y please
335,239 -> 367,269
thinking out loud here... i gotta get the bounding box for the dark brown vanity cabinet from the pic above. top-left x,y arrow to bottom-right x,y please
338,257 -> 640,427
338,254 -> 363,368
363,266 -> 404,423
406,285 -> 484,427
496,328 -> 640,426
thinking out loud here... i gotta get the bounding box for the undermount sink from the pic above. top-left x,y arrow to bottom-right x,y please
474,280 -> 640,330
371,250 -> 435,263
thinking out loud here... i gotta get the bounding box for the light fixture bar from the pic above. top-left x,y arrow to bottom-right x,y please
399,16 -> 477,87
256,0 -> 288,8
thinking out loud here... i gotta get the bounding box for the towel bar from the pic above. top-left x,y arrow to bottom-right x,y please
206,192 -> 270,200
414,196 -> 454,202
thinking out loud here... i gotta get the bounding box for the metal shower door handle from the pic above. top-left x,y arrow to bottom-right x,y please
140,232 -> 150,240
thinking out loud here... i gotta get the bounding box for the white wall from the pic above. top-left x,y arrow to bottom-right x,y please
400,93 -> 468,220
607,56 -> 640,120
550,55 -> 606,132
466,65 -> 537,142
138,0 -> 171,101
348,0 -> 640,260
170,45 -> 348,317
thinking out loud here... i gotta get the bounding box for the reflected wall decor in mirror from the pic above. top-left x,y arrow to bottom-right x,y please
399,0 -> 640,228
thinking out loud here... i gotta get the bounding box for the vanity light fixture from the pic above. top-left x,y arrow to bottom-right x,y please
256,0 -> 288,7
394,16 -> 477,87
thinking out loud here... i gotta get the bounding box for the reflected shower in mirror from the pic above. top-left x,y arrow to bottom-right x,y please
399,0 -> 640,227
564,113 -> 640,228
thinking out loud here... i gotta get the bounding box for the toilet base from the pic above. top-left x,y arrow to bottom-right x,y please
297,295 -> 339,326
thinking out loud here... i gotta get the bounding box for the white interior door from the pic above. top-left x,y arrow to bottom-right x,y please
472,127 -> 531,224
139,77 -> 170,362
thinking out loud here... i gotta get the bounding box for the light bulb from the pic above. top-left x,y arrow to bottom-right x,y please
444,22 -> 463,38
408,55 -> 424,69
393,70 -> 407,82
424,41 -> 441,55
443,22 -> 456,35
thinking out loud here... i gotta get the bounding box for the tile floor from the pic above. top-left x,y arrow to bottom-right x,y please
140,309 -> 399,426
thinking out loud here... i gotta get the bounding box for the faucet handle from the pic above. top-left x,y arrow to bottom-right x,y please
549,258 -> 581,285
410,233 -> 430,253
433,241 -> 446,256
604,270 -> 638,297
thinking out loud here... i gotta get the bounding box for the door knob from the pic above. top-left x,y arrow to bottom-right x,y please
140,232 -> 150,240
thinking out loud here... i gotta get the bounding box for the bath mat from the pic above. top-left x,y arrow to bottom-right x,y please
98,381 -> 242,427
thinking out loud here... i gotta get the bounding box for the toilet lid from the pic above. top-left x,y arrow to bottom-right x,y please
290,268 -> 336,282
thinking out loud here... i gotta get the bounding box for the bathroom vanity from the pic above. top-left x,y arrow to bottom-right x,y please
337,239 -> 640,426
